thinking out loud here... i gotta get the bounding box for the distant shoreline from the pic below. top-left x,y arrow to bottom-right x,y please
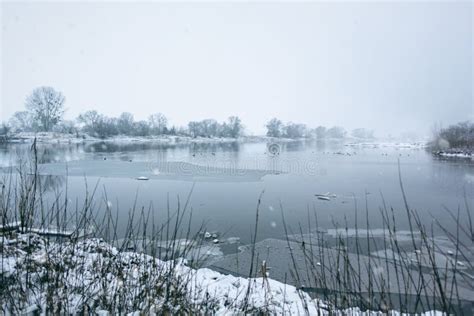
432,148 -> 474,159
3,132 -> 302,145
7,133 -> 473,162
2,131 -> 428,146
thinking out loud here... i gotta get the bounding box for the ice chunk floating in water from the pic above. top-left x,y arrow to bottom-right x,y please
315,192 -> 337,201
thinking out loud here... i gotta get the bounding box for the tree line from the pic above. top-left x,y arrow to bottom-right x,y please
3,87 -> 244,139
1,86 -> 375,140
432,121 -> 474,149
265,118 -> 374,139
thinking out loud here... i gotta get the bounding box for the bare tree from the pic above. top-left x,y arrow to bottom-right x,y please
133,121 -> 151,136
9,111 -> 34,132
117,112 -> 134,135
314,126 -> 327,139
90,116 -> 118,139
326,126 -> 347,139
266,118 -> 284,137
187,119 -> 219,138
202,119 -> 219,137
188,121 -> 200,138
148,113 -> 168,135
25,87 -> 65,132
438,121 -> 474,148
53,120 -> 78,134
284,122 -> 307,138
77,110 -> 119,138
0,123 -> 11,142
225,116 -> 243,138
77,110 -> 101,128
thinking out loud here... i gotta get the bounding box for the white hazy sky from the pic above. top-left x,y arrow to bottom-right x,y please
1,1 -> 472,136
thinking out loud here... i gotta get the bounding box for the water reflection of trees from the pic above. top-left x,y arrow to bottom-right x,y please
188,142 -> 241,161
1,143 -> 83,165
4,143 -> 83,164
266,139 -> 343,153
83,141 -> 243,162
85,141 -> 191,153
189,142 -> 239,153
280,140 -> 306,152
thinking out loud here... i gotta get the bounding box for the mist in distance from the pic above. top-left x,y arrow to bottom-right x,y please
1,1 -> 472,138
2,2 -> 474,315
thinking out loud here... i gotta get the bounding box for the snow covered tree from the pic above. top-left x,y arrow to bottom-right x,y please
187,119 -> 220,138
266,118 -> 284,137
92,116 -> 118,138
326,126 -> 347,139
283,123 -> 307,138
77,110 -> 101,127
132,121 -> 151,136
77,111 -> 118,138
439,121 -> 474,148
25,87 -> 65,132
148,113 -> 168,135
117,112 -> 134,135
0,123 -> 10,141
225,116 -> 243,138
9,111 -> 34,132
53,120 -> 78,134
77,110 -> 101,135
314,126 -> 327,139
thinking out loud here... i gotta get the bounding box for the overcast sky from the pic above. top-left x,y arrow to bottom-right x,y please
1,1 -> 472,137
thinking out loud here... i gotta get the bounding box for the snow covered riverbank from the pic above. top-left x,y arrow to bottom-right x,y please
433,149 -> 473,160
344,141 -> 428,149
4,132 -> 433,148
5,132 -> 303,146
1,233 -> 444,315
1,233 -> 324,314
5,132 -> 248,144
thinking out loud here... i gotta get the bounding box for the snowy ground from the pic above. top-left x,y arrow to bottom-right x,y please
8,132 -> 95,144
7,132 -> 246,144
344,141 -> 428,149
434,150 -> 473,159
5,132 -> 330,145
1,233 -> 445,315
